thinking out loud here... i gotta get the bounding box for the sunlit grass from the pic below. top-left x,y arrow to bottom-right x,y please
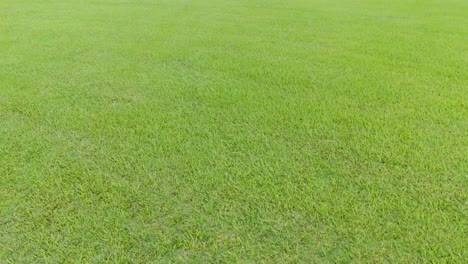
1,0 -> 466,262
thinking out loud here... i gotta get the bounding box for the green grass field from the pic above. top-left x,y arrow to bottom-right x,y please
1,0 -> 467,262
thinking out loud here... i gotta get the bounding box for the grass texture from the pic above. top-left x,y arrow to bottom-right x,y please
1,0 -> 467,262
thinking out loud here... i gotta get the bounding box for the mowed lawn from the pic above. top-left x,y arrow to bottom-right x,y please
1,0 -> 467,262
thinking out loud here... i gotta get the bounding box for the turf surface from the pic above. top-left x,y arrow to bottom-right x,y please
1,0 -> 467,262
